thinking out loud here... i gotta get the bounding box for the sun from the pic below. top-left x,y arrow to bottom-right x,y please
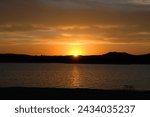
73,53 -> 79,57
69,48 -> 82,57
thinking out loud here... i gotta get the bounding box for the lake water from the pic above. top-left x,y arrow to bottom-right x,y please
0,63 -> 150,90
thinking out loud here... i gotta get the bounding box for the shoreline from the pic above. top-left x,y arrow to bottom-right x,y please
0,87 -> 150,100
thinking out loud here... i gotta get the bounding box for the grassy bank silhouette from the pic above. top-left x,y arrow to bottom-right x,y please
0,87 -> 150,100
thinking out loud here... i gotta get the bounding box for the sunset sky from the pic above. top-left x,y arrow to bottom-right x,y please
0,0 -> 150,55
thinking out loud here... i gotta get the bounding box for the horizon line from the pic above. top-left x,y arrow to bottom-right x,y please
0,51 -> 150,56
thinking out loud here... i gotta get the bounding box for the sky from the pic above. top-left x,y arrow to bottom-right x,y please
0,0 -> 150,55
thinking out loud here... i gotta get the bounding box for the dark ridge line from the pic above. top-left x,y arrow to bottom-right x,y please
0,52 -> 150,64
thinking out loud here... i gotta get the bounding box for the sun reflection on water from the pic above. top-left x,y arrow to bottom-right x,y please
70,65 -> 81,88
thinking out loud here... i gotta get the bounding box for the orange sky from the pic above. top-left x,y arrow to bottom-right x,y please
0,0 -> 150,55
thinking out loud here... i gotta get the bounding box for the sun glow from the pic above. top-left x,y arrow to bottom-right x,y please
70,49 -> 80,57
69,47 -> 82,56
73,53 -> 79,57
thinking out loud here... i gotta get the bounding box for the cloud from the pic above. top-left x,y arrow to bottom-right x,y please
0,0 -> 150,25
0,0 -> 150,53
129,0 -> 150,5
42,0 -> 150,9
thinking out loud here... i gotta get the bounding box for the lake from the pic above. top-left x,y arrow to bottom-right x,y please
0,63 -> 150,90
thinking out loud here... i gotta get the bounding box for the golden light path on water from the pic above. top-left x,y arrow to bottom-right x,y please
70,65 -> 81,88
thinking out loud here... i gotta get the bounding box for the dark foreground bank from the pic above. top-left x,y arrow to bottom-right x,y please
0,87 -> 150,100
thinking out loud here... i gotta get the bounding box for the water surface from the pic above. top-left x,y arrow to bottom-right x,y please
0,63 -> 150,90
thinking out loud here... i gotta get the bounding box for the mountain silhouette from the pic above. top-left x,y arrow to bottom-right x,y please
102,52 -> 132,57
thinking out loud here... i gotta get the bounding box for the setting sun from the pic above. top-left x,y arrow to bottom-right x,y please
69,48 -> 82,56
73,54 -> 79,57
